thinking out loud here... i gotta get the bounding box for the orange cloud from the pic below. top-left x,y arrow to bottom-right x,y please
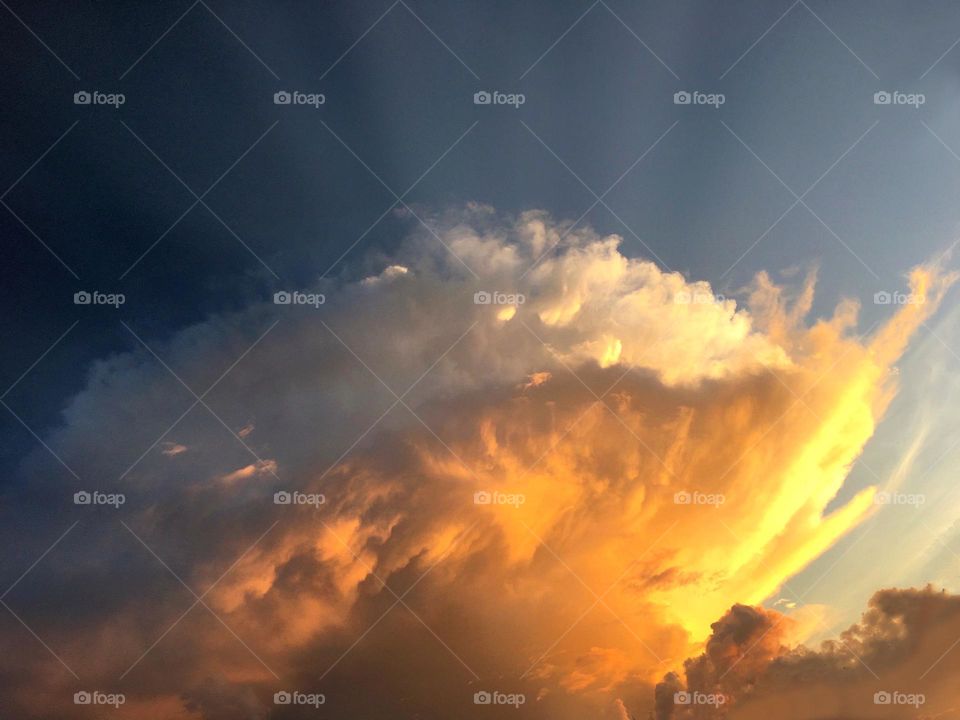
0,210 -> 952,720
659,586 -> 960,720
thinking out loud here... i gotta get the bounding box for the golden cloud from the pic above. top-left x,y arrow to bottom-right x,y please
1,209 -> 953,719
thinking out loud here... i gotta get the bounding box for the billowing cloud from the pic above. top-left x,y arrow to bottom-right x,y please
0,207 -> 952,719
658,585 -> 960,720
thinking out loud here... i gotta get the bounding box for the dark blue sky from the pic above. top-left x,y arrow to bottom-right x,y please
3,0 -> 960,466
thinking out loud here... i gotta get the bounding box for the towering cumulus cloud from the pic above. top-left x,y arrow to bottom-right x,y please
659,586 -> 960,719
0,206 -> 953,718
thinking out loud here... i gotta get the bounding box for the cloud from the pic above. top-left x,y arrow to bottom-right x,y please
181,676 -> 267,720
161,442 -> 188,456
0,207 -> 952,719
658,586 -> 960,720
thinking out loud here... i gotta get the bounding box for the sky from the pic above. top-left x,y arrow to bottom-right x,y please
3,1 -> 960,718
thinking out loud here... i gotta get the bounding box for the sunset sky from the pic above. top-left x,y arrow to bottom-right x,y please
3,2 -> 960,719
